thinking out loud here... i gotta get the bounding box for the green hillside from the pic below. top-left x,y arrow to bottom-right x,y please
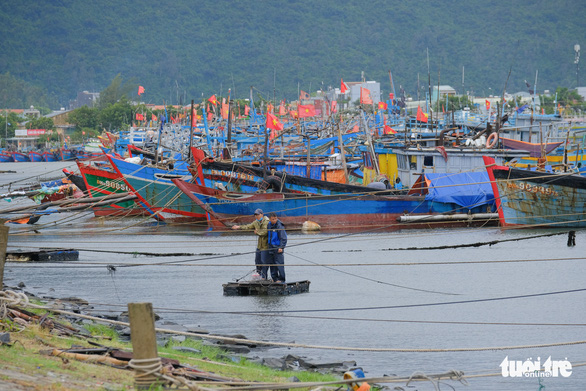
0,0 -> 584,109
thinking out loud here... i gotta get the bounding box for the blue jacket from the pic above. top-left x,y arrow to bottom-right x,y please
267,220 -> 287,249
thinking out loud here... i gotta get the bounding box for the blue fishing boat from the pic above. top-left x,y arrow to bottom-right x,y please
171,174 -> 497,231
12,152 -> 30,162
0,152 -> 13,162
42,151 -> 60,162
29,151 -> 43,162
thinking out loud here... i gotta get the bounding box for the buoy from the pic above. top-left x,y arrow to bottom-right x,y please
344,369 -> 367,391
301,221 -> 321,232
486,133 -> 498,148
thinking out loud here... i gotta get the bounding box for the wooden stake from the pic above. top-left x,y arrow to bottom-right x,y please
128,302 -> 161,389
0,224 -> 8,289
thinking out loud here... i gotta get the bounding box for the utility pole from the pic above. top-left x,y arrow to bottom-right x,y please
575,44 -> 581,87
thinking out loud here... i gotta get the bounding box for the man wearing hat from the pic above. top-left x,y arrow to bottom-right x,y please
232,209 -> 270,279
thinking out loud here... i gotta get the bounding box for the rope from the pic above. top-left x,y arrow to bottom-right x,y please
128,357 -> 202,390
2,293 -> 586,353
287,252 -> 460,296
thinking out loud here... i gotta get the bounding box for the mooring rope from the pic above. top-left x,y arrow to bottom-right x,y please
2,292 -> 586,353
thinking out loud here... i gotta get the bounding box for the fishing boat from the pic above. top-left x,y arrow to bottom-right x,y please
499,137 -> 563,157
171,175 -> 497,231
106,154 -> 207,222
0,152 -> 14,162
60,148 -> 74,161
12,152 -> 30,162
76,161 -> 147,217
28,151 -> 43,162
484,156 -> 586,228
42,151 -> 60,162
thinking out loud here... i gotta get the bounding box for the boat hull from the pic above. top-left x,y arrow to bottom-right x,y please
0,153 -> 13,162
173,178 -> 495,231
29,151 -> 43,162
106,155 -> 207,221
485,156 -> 586,227
77,162 -> 147,217
12,152 -> 30,162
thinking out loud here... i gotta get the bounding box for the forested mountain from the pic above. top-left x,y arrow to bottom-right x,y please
0,0 -> 584,109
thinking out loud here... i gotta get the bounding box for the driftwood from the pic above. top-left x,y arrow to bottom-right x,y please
44,348 -> 128,367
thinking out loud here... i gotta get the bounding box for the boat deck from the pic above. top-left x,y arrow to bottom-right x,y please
223,280 -> 310,296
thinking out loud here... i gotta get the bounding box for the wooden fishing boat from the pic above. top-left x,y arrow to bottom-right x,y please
484,156 -> 586,228
28,151 -> 43,162
12,152 -> 30,162
75,161 -> 147,217
42,151 -> 60,162
106,154 -> 207,222
499,137 -> 563,157
172,176 -> 496,231
0,152 -> 14,162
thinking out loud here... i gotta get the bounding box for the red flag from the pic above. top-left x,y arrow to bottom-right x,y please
378,101 -> 388,110
152,114 -> 157,121
221,103 -> 229,119
299,90 -> 310,100
267,103 -> 274,113
331,100 -> 338,113
416,106 -> 429,123
340,79 -> 348,94
279,103 -> 286,116
290,110 -> 298,119
208,95 -> 218,105
207,112 -> 213,121
135,113 -> 144,120
389,93 -> 394,100
360,87 -> 373,105
485,99 -> 491,111
138,86 -> 145,96
191,108 -> 197,127
298,104 -> 316,118
384,125 -> 397,134
348,124 -> 360,133
244,105 -> 250,116
266,112 -> 284,131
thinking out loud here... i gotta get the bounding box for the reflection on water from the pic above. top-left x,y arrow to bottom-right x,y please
251,296 -> 288,337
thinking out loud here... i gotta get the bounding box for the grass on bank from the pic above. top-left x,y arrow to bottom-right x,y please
0,312 -> 344,390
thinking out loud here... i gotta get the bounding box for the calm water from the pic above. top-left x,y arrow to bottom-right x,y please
2,163 -> 585,390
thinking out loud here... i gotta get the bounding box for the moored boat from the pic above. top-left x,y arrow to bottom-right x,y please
484,156 -> 586,228
76,161 -> 147,217
12,152 -> 30,162
29,151 -> 43,162
172,175 -> 497,231
42,151 -> 60,162
0,152 -> 14,162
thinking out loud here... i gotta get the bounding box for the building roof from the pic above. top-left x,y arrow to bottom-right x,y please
46,110 -> 73,118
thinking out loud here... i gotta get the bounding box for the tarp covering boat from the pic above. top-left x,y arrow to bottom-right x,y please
424,172 -> 494,208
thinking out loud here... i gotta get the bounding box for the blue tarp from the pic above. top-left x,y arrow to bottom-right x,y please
424,172 -> 493,208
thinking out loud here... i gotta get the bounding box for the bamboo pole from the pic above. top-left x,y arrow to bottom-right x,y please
0,224 -> 8,289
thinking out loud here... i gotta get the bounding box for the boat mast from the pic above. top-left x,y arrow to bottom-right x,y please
427,48 -> 433,132
225,88 -> 232,160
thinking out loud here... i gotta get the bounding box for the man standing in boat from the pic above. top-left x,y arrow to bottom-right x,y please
231,209 -> 270,279
267,212 -> 287,283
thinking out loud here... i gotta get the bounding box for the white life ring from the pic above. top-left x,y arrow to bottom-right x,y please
486,133 -> 498,148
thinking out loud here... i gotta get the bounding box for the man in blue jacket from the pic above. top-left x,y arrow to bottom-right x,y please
267,212 -> 287,283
